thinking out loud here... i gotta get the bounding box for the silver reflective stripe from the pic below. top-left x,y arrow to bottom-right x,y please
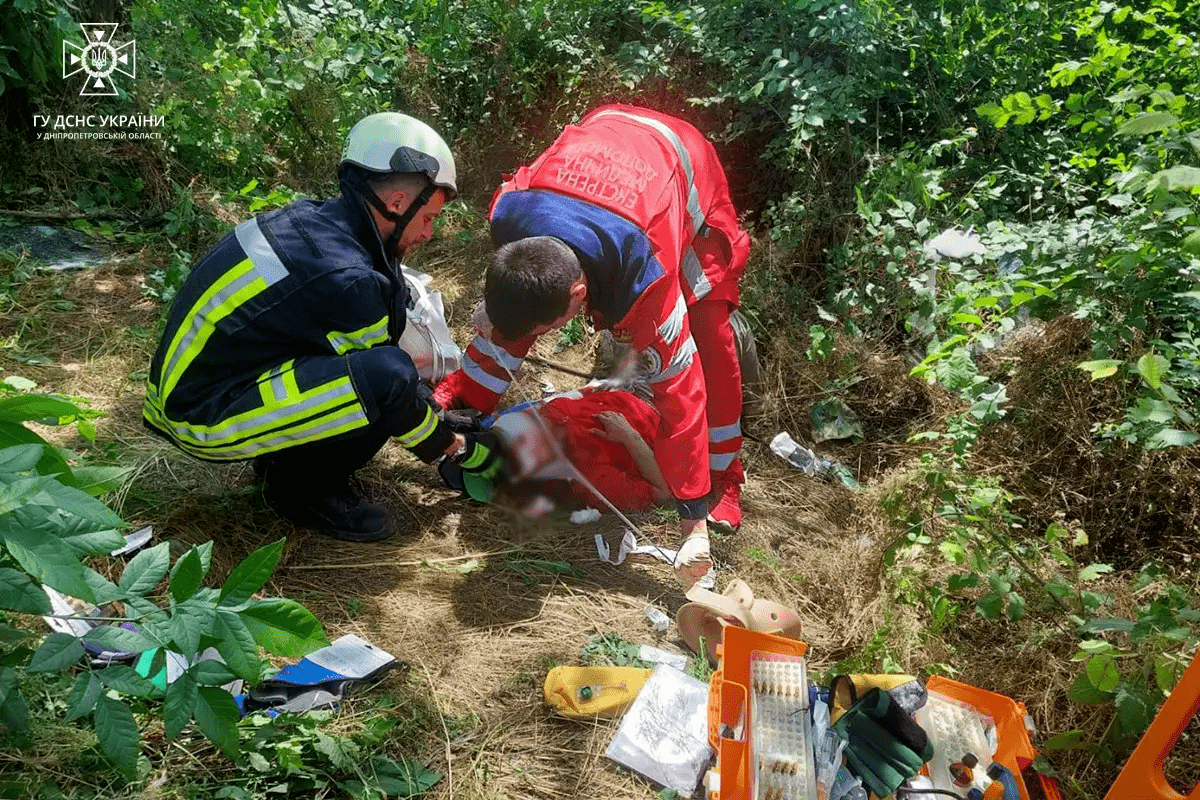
710,451 -> 737,471
591,108 -> 706,232
219,406 -> 368,458
472,335 -> 524,372
171,379 -> 358,444
681,248 -> 712,300
266,365 -> 288,404
234,219 -> 289,286
649,335 -> 697,384
161,266 -> 261,396
463,353 -> 511,394
658,295 -> 687,344
709,420 -> 742,443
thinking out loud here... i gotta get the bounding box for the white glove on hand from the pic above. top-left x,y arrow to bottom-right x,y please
673,531 -> 711,589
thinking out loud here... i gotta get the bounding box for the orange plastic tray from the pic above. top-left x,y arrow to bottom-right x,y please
1105,647 -> 1200,800
705,625 -> 808,800
926,675 -> 1063,800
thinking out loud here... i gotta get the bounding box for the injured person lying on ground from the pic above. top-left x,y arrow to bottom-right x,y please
437,382 -> 671,515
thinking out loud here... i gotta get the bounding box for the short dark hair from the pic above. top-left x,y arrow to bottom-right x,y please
367,171 -> 430,201
485,237 -> 582,339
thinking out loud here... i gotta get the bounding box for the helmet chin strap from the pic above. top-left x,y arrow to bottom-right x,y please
340,168 -> 435,267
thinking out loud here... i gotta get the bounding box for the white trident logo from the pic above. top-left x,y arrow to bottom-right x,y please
63,23 -> 136,96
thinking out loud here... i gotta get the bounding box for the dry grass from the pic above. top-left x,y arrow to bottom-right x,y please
3,222 -> 1198,800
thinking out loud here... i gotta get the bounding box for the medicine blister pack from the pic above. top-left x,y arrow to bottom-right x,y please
749,652 -> 817,800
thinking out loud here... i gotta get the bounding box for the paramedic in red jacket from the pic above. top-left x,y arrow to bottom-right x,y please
434,105 -> 750,587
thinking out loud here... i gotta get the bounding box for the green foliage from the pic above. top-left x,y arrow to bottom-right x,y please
880,457 -> 1199,761
0,0 -> 76,98
1063,563 -> 1199,761
579,633 -> 653,669
132,0 -> 642,191
555,316 -> 586,352
225,710 -> 441,799
0,395 -> 329,776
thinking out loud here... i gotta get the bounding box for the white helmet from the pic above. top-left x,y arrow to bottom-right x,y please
341,112 -> 457,198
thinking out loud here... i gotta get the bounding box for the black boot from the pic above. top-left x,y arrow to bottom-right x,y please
261,471 -> 393,543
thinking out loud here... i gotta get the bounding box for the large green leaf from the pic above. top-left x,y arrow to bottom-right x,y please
30,483 -> 124,529
0,444 -> 44,474
93,695 -> 140,774
118,541 -> 171,596
0,522 -> 92,601
66,671 -> 103,721
0,424 -> 71,479
240,597 -> 329,657
1114,687 -> 1153,738
96,664 -> 158,697
170,548 -> 205,602
82,624 -> 156,655
28,632 -> 85,672
0,396 -> 81,425
124,595 -> 171,640
213,609 -> 262,684
67,465 -> 133,498
80,568 -> 127,605
1042,730 -> 1088,751
369,756 -> 443,798
164,672 -> 197,741
2,503 -> 123,561
1150,165 -> 1200,192
1067,671 -> 1115,704
0,624 -> 32,644
1184,229 -> 1200,256
1086,654 -> 1121,693
194,541 -> 214,577
168,596 -> 216,655
1116,112 -> 1179,136
0,568 -> 51,614
0,666 -> 16,705
218,538 -> 285,608
58,526 -> 126,559
188,658 -> 240,687
0,687 -> 30,740
194,686 -> 241,759
1146,428 -> 1200,450
0,475 -> 54,518
1135,352 -> 1169,391
1077,359 -> 1121,380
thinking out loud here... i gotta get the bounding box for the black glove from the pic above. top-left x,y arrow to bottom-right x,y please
417,381 -> 481,433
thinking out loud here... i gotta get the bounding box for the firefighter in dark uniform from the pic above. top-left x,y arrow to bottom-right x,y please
143,112 -> 500,542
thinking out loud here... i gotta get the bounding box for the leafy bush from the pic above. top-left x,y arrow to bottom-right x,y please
0,393 -> 329,777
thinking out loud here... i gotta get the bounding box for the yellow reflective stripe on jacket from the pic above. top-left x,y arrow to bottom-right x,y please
258,360 -> 300,406
326,317 -> 390,355
164,373 -> 361,446
158,218 -> 292,406
395,405 -> 438,450
158,257 -> 265,401
171,404 -> 369,461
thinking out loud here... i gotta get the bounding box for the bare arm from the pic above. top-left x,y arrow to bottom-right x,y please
591,411 -> 671,502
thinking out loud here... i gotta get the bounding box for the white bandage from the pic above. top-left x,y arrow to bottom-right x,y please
673,531 -> 712,589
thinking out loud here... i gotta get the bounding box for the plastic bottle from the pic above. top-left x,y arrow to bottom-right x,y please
644,604 -> 670,632
769,432 -> 821,474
